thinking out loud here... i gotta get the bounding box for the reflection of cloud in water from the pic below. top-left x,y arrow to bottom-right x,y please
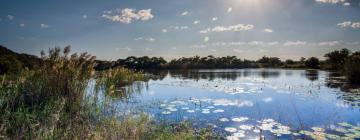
213,99 -> 254,107
262,97 -> 273,103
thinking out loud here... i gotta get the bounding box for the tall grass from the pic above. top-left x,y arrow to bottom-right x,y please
0,46 -> 216,140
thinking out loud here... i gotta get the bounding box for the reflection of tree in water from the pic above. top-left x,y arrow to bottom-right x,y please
304,70 -> 319,81
103,81 -> 148,102
325,71 -> 360,108
167,70 -> 239,81
325,72 -> 346,89
259,70 -> 280,79
147,70 -> 168,81
165,69 -> 281,81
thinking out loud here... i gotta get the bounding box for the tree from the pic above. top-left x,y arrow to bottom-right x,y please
305,57 -> 320,69
344,51 -> 360,84
257,56 -> 281,67
324,48 -> 350,69
285,59 -> 295,65
300,57 -> 306,63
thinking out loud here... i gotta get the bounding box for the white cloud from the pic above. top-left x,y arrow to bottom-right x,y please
212,42 -> 228,46
102,8 -> 154,24
212,17 -> 218,21
263,28 -> 273,33
318,41 -> 341,46
7,15 -> 14,20
283,41 -> 307,46
343,2 -> 351,6
146,37 -> 155,42
181,11 -> 189,16
204,36 -> 209,42
338,21 -> 360,29
19,23 -> 25,27
193,20 -> 200,25
162,29 -> 168,33
145,48 -> 152,51
190,44 -> 206,48
233,49 -> 244,53
167,26 -> 189,31
267,42 -> 279,46
115,47 -> 131,51
83,14 -> 88,19
134,37 -> 143,41
200,24 -> 254,33
315,0 -> 347,4
315,0 -> 351,6
248,41 -> 264,46
345,41 -> 359,45
227,7 -> 233,13
180,26 -> 189,29
133,37 -> 155,42
134,37 -> 155,42
40,24 -> 49,28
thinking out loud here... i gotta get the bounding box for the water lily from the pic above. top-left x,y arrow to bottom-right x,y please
225,127 -> 237,133
232,117 -> 249,122
219,118 -> 230,122
213,109 -> 225,113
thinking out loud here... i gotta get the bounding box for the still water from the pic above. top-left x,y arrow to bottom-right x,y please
100,69 -> 360,139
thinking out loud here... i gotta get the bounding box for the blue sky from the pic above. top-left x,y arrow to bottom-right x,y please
1,0 -> 360,60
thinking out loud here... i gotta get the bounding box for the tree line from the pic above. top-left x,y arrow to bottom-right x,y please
0,45 -> 359,84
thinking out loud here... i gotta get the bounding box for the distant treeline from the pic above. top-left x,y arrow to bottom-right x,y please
92,48 -> 354,70
0,45 -> 359,84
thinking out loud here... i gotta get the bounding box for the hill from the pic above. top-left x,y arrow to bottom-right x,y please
0,45 -> 41,74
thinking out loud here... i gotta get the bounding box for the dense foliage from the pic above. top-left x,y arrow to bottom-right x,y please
324,48 -> 350,70
305,57 -> 320,69
345,52 -> 360,84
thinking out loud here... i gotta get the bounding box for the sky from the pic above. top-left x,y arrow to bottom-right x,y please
0,0 -> 360,60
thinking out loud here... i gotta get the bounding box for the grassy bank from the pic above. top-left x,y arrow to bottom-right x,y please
0,47 -> 217,139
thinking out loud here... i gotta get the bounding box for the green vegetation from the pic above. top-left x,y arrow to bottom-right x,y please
0,45 -> 40,75
324,48 -> 350,70
0,45 -> 359,83
305,57 -> 320,69
0,46 -> 215,139
345,52 -> 360,84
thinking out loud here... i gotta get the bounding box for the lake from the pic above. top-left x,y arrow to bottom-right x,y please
96,69 -> 360,139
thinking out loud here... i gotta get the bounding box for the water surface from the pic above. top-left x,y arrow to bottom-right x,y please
103,69 -> 360,139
